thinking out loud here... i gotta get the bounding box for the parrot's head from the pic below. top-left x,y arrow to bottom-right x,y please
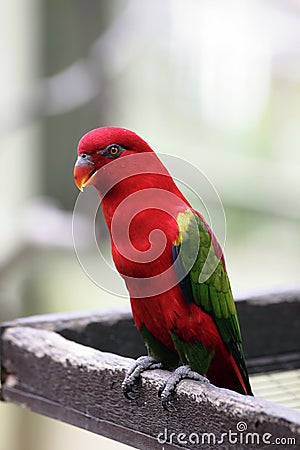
74,127 -> 153,191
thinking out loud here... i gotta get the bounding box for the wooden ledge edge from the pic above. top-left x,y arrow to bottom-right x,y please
1,325 -> 300,450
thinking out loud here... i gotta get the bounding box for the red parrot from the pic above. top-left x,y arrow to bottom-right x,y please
74,127 -> 253,408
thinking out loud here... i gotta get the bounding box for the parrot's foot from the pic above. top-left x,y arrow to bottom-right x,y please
158,365 -> 209,410
122,356 -> 163,400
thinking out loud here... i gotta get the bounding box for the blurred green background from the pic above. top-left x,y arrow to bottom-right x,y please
1,0 -> 300,449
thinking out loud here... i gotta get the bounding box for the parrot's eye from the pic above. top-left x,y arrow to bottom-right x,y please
104,144 -> 123,158
81,153 -> 87,159
109,145 -> 119,155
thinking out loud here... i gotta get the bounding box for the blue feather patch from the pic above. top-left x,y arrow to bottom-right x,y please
172,243 -> 194,304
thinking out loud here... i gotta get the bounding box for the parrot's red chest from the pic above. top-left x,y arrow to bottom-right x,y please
109,205 -> 185,348
111,207 -> 179,279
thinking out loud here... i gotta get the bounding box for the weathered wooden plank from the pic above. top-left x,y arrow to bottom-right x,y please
0,308 -> 147,359
1,289 -> 299,373
1,326 -> 300,450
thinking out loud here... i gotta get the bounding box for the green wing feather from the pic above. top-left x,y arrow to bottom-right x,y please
173,209 -> 251,393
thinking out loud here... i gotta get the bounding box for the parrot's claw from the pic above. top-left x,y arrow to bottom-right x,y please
158,383 -> 176,412
158,365 -> 209,410
122,356 -> 163,400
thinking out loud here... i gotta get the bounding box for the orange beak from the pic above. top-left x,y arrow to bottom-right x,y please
74,156 -> 96,191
